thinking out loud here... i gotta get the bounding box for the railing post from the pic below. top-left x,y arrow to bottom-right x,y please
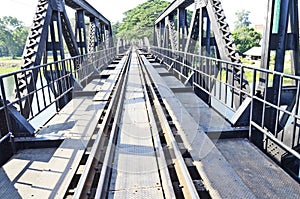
0,79 -> 12,135
0,78 -> 16,153
249,69 -> 257,142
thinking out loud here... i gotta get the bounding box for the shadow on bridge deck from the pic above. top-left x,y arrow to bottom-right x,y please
144,55 -> 300,198
0,56 -> 127,199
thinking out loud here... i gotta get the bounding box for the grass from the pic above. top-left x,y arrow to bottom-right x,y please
240,54 -> 295,85
0,55 -> 68,75
0,56 -> 21,74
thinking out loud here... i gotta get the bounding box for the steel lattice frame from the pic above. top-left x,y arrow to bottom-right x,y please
154,0 -> 249,124
16,0 -> 113,120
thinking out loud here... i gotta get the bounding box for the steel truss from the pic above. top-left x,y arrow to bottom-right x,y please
154,0 -> 249,125
153,0 -> 300,180
12,0 -> 113,136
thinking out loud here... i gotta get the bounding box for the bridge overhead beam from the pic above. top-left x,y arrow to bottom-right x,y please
65,0 -> 111,27
178,7 -> 188,50
155,0 -> 242,63
22,0 -> 112,70
155,0 -> 194,24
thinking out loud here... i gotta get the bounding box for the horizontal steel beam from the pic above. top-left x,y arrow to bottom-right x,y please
65,0 -> 111,26
155,0 -> 194,24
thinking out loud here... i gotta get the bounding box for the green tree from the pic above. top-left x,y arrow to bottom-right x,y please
114,0 -> 169,43
0,16 -> 28,59
232,27 -> 261,54
112,22 -> 120,45
234,9 -> 251,30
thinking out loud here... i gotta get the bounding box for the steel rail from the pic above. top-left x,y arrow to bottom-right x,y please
72,50 -> 131,198
138,53 -> 200,199
73,49 -> 200,198
136,50 -> 176,199
94,50 -> 132,198
95,49 -> 177,198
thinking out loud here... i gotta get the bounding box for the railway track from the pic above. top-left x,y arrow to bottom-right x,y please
64,48 -> 210,199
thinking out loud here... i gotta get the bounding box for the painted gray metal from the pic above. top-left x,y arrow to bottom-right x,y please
142,55 -> 257,198
216,139 -> 300,199
75,10 -> 88,54
155,0 -> 194,24
65,0 -> 111,26
14,0 -> 113,124
154,0 -> 249,114
258,0 -> 300,133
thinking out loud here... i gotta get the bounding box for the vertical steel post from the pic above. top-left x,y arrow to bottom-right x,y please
179,8 -> 186,51
75,10 -> 88,54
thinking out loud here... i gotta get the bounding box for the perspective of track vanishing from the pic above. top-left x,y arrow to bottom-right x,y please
0,0 -> 300,198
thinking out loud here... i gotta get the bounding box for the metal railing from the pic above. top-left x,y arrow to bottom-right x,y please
0,47 -> 117,146
150,46 -> 300,180
150,46 -> 248,112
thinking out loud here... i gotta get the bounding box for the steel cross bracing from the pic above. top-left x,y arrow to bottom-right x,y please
14,0 -> 113,125
4,0 -> 113,139
154,0 -> 250,124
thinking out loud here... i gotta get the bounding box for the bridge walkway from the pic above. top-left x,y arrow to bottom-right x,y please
0,50 -> 299,198
0,55 -> 127,199
144,55 -> 300,198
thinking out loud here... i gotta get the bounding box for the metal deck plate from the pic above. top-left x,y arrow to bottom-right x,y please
156,67 -> 169,73
118,124 -> 154,147
108,187 -> 163,199
143,55 -> 257,198
161,76 -> 185,88
83,78 -> 105,91
0,70 -> 117,198
100,69 -> 121,76
37,98 -> 106,139
0,148 -> 57,199
216,139 -> 300,199
162,76 -> 239,134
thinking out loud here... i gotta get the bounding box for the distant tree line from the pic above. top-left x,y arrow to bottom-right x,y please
0,16 -> 28,59
113,1 -> 261,56
113,0 -> 170,43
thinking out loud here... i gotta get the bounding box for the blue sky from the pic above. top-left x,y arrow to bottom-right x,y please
1,0 -> 267,29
